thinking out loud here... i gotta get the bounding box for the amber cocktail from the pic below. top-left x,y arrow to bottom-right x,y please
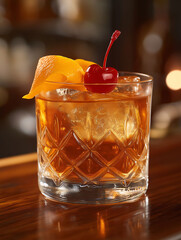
36,72 -> 152,204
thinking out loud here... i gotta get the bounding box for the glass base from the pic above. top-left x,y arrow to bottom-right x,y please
39,176 -> 148,204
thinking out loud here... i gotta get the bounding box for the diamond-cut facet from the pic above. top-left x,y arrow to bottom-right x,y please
93,131 -> 121,163
111,152 -> 136,178
41,126 -> 57,148
50,155 -> 71,175
77,154 -> 105,181
44,165 -> 59,180
99,172 -> 118,182
132,130 -> 147,157
61,131 -> 88,161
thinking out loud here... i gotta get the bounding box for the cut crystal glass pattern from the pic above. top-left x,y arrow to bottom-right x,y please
37,114 -> 148,186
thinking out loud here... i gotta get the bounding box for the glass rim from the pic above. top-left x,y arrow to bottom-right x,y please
44,71 -> 153,86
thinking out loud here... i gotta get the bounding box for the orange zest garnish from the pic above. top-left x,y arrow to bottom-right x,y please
23,55 -> 94,99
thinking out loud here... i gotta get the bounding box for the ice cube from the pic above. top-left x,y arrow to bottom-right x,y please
117,76 -> 142,94
118,76 -> 140,83
55,86 -> 140,146
56,88 -> 79,96
105,101 -> 139,143
56,88 -> 80,101
65,99 -> 139,146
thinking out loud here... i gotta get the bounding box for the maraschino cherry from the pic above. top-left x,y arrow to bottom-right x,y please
84,30 -> 121,93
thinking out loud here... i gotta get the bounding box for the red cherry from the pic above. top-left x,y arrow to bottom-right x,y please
84,30 -> 121,93
84,64 -> 118,93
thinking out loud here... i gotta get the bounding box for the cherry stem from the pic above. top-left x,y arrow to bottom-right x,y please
103,30 -> 121,69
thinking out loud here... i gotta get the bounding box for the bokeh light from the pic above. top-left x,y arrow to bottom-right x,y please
166,70 -> 181,90
143,33 -> 163,54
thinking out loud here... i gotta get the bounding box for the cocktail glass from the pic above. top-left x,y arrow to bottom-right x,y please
36,72 -> 153,204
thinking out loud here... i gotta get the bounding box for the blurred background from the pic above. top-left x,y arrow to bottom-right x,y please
0,0 -> 181,158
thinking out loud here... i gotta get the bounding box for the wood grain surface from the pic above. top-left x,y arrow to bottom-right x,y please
0,136 -> 181,240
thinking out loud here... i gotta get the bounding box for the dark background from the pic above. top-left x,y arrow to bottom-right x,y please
0,0 -> 181,158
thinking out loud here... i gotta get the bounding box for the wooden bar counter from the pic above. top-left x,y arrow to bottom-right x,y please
0,136 -> 181,240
